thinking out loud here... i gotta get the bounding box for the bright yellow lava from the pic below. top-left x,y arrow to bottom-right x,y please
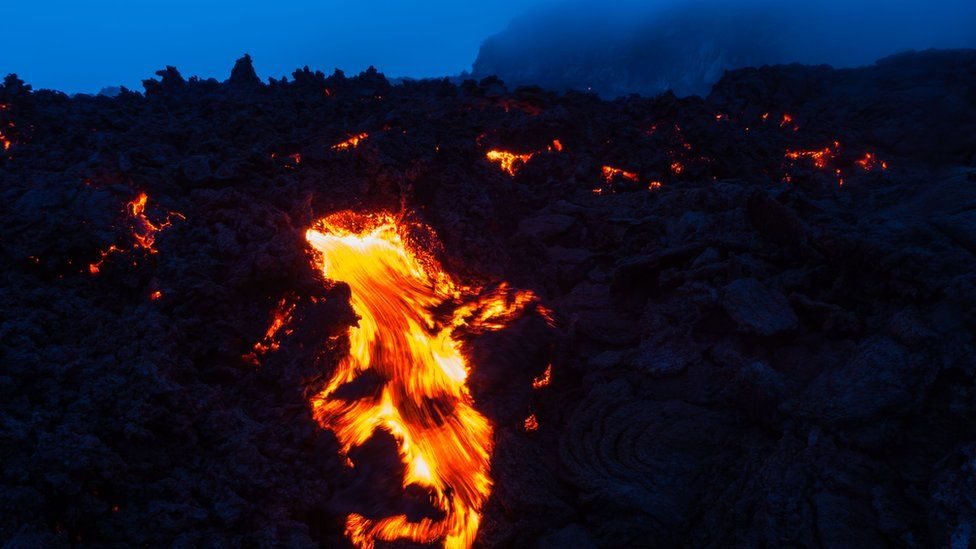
306,211 -> 541,549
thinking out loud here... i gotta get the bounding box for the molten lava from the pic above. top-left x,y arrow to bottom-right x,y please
243,297 -> 296,365
485,140 -> 562,176
601,165 -> 638,184
856,152 -> 888,171
486,150 -> 534,176
0,122 -> 12,151
332,132 -> 369,150
305,212 -> 543,549
532,364 -> 552,389
127,192 -> 185,252
89,192 -> 184,274
785,142 -> 839,169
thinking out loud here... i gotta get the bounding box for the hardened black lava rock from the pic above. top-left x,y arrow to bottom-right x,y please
1,50 -> 975,547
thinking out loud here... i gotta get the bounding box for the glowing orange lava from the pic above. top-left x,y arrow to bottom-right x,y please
333,132 -> 369,150
0,122 -> 12,151
243,297 -> 296,365
485,140 -> 562,176
532,364 -> 552,389
305,212 -> 543,549
523,414 -> 539,432
486,150 -> 534,176
785,142 -> 838,169
602,165 -> 639,183
89,192 -> 184,274
856,152 -> 888,171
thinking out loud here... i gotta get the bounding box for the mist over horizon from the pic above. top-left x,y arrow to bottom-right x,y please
473,0 -> 976,97
2,0 -> 975,96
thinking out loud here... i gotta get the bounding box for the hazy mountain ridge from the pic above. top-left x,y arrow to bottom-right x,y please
472,0 -> 976,97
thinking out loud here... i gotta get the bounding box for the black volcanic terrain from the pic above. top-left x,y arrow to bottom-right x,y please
2,50 -> 976,547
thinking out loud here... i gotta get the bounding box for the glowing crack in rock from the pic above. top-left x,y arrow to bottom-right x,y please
243,297 -> 296,365
856,152 -> 888,171
332,132 -> 369,150
601,165 -> 638,184
785,142 -> 838,169
486,140 -> 562,176
486,150 -> 534,176
89,192 -> 184,274
531,364 -> 552,390
305,211 -> 546,549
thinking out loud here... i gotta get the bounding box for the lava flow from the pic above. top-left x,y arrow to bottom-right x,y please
305,212 -> 544,549
486,149 -> 534,176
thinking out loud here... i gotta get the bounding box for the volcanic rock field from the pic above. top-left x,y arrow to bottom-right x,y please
2,50 -> 976,547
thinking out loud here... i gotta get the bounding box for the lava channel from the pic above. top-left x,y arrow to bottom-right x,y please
305,211 -> 543,549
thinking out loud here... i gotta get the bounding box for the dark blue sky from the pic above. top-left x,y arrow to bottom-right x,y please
5,0 -> 973,94
2,0 -> 552,93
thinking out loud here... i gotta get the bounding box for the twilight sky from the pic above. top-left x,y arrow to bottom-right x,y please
4,0 -> 974,94
1,0 -> 553,93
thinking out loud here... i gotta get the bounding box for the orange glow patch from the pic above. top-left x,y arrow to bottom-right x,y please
332,132 -> 369,150
523,414 -> 539,432
0,121 -> 12,151
670,161 -> 685,175
602,165 -> 638,183
306,212 -> 544,549
785,144 -> 837,169
855,152 -> 888,171
89,245 -> 120,274
486,150 -> 534,176
89,193 -> 184,275
244,298 -> 296,365
648,180 -> 663,190
150,290 -> 163,301
532,364 -> 552,390
127,192 -> 185,253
